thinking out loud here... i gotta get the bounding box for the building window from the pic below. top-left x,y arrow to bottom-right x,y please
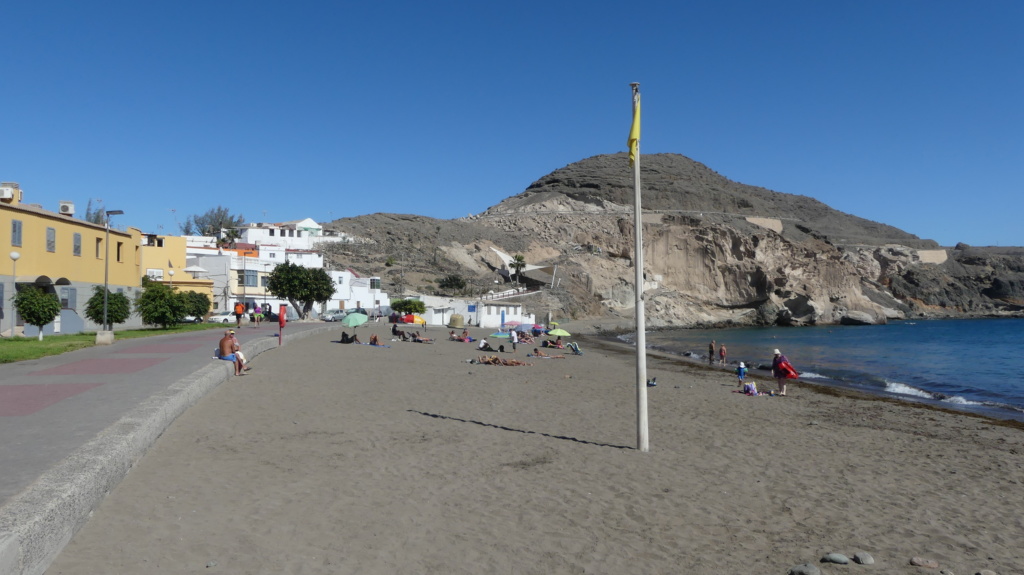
370,278 -> 381,290
288,230 -> 294,237
270,253 -> 276,258
297,230 -> 302,237
237,269 -> 258,287
73,233 -> 82,256
11,220 -> 22,247
59,287 -> 78,309
116,241 -> 123,262
269,229 -> 275,236
261,276 -> 269,288
147,268 -> 164,281
96,238 -> 102,258
46,228 -> 56,252
337,277 -> 344,285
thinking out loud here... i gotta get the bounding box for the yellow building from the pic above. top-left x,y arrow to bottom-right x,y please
1,182 -> 142,335
139,233 -> 214,301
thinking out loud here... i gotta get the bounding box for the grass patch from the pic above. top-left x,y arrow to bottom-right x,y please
0,323 -> 223,364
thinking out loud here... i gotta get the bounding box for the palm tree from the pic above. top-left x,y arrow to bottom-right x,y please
511,254 -> 526,285
217,228 -> 242,248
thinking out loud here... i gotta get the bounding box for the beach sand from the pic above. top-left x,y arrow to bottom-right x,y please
47,326 -> 1024,574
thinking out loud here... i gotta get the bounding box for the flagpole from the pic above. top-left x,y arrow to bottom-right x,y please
629,82 -> 649,452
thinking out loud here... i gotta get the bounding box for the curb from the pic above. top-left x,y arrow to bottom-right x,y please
0,324 -> 337,575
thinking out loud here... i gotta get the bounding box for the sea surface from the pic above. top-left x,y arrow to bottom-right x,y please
623,318 -> 1024,421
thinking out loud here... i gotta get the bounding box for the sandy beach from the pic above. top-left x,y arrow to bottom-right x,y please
47,325 -> 1024,574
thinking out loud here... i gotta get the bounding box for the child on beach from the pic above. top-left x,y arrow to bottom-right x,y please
742,380 -> 758,396
736,362 -> 747,387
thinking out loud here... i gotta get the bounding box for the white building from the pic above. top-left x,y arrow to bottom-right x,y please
184,218 -> 384,318
415,294 -> 535,329
236,218 -> 352,250
326,270 -> 390,315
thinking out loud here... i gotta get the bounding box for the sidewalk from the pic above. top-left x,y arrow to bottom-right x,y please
0,321 -> 338,575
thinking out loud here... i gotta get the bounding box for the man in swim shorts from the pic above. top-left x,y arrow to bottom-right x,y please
218,330 -> 245,375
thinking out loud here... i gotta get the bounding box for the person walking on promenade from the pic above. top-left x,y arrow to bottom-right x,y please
708,340 -> 716,365
719,343 -> 727,365
771,349 -> 798,396
234,301 -> 245,328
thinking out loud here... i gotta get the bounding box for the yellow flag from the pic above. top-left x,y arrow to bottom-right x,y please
627,90 -> 641,166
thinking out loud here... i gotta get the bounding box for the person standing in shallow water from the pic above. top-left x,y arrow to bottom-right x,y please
709,340 -> 716,365
719,343 -> 727,365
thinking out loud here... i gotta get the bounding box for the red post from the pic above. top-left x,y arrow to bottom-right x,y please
278,304 -> 287,346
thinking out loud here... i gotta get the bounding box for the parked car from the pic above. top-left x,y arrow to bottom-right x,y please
180,315 -> 203,323
321,310 -> 347,322
206,311 -> 236,324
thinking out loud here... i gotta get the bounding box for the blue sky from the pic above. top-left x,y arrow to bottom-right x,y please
2,1 -> 1021,246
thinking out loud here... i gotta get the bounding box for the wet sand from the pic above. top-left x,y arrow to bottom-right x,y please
47,326 -> 1024,574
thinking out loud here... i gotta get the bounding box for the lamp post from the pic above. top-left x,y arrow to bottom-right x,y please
102,210 -> 124,332
168,269 -> 175,288
263,263 -> 270,311
7,251 -> 19,337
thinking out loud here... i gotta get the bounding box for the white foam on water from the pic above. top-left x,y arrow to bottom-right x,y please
941,395 -> 983,406
885,381 -> 934,399
798,371 -> 826,379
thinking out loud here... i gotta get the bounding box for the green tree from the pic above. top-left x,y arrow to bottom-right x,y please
83,286 -> 133,327
266,261 -> 336,319
180,290 -> 212,319
135,281 -> 186,328
13,286 -> 62,340
179,206 -> 245,236
84,198 -> 107,225
437,274 -> 466,294
511,254 -> 526,285
390,298 -> 426,315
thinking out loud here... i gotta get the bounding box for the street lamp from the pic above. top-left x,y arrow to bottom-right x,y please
262,263 -> 270,310
7,251 -> 19,337
102,210 -> 124,332
168,269 -> 175,288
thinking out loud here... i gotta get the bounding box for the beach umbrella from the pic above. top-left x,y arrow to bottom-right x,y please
550,321 -> 559,326
548,328 -> 571,337
532,324 -> 544,329
489,332 -> 511,338
504,320 -> 521,327
410,314 -> 426,325
340,313 -> 368,328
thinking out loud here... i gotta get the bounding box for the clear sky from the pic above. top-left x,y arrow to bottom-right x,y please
3,1 -> 1021,247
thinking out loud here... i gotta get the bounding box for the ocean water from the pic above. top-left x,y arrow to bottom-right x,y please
625,318 -> 1024,421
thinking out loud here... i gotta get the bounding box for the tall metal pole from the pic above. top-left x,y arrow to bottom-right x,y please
630,82 -> 649,452
102,220 -> 111,331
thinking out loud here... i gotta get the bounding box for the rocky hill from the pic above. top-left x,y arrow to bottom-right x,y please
320,153 -> 1024,327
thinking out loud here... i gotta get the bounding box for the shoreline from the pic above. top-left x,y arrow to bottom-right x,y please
585,333 -> 1024,432
49,324 -> 1024,574
584,317 -> 1024,425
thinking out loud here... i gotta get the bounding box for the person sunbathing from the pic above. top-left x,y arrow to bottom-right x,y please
448,330 -> 458,341
412,331 -> 433,343
530,348 -> 565,359
340,331 -> 361,344
477,355 -> 533,366
368,334 -> 381,346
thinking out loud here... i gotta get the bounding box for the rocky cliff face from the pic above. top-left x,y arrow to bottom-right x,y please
323,153 -> 1024,327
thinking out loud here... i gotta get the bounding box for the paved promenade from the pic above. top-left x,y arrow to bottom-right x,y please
0,321 -> 337,575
